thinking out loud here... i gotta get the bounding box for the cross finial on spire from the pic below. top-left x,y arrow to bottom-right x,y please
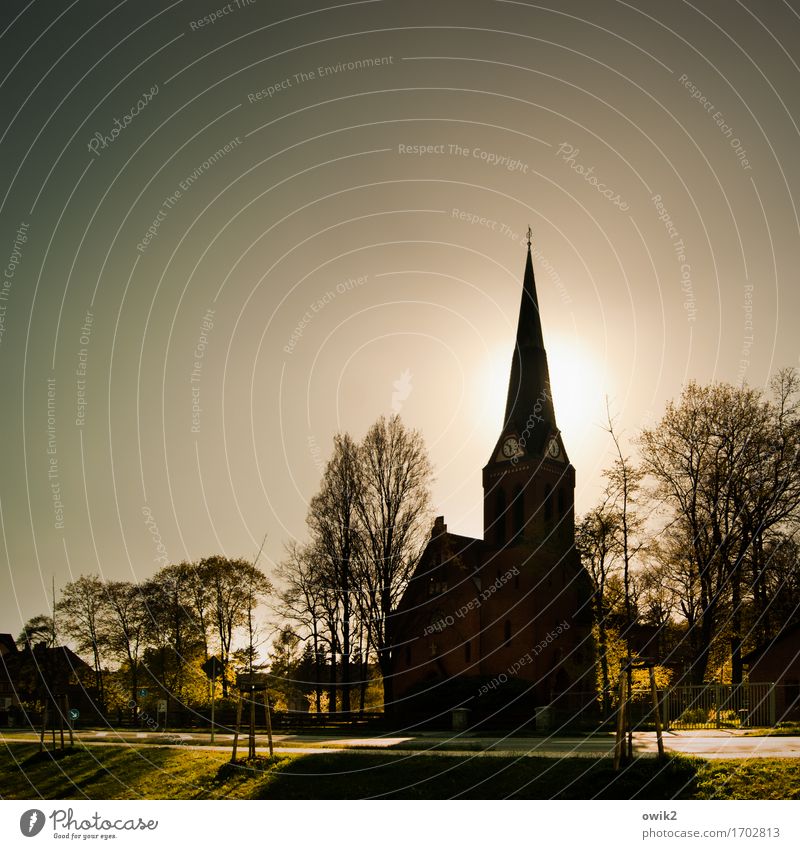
526,225 -> 532,248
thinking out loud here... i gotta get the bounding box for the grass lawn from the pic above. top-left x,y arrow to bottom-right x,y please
1,743 -> 798,800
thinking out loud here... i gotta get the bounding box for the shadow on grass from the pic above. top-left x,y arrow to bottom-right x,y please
254,753 -> 701,800
22,747 -> 81,767
215,756 -> 284,782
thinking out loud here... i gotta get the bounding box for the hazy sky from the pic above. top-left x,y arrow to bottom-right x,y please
1,0 -> 798,631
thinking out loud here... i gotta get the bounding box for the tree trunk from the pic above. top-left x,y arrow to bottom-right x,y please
341,603 -> 351,714
312,632 -> 322,713
328,639 -> 337,715
379,650 -> 393,718
730,566 -> 744,684
597,619 -> 611,718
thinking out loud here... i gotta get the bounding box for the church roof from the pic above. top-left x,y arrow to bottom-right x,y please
502,236 -> 558,449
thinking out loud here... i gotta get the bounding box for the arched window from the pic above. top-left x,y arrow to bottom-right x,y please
558,487 -> 566,517
513,484 -> 525,539
544,483 -> 553,521
495,489 -> 507,544
503,619 -> 512,646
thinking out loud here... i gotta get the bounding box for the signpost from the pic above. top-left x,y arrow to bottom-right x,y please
202,656 -> 224,743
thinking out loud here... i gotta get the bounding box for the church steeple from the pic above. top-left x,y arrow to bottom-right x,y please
483,229 -> 574,548
502,229 -> 558,452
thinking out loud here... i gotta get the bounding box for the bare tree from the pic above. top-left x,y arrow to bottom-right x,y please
275,542 -> 327,712
355,415 -> 433,714
576,504 -> 622,716
307,433 -> 361,712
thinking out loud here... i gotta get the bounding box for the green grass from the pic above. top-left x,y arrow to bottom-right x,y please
1,743 -> 797,800
694,759 -> 800,800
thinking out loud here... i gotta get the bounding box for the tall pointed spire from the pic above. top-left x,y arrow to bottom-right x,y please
502,230 -> 558,451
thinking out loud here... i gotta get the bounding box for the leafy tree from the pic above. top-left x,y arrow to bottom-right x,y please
102,581 -> 149,718
199,556 -> 272,696
56,575 -> 108,706
17,614 -> 56,649
141,562 -> 208,705
639,373 -> 800,683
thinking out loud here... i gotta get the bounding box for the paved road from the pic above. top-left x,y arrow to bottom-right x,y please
3,728 -> 799,759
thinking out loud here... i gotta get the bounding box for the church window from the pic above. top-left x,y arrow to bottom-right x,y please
495,489 -> 507,544
513,484 -> 524,538
503,619 -> 512,646
558,487 -> 566,516
544,483 -> 553,521
429,641 -> 439,657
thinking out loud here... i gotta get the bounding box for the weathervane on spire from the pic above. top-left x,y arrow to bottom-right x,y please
526,225 -> 532,248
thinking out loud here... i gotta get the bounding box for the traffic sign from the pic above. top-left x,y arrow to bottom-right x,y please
138,688 -> 148,697
202,656 -> 224,680
157,700 -> 167,713
68,708 -> 79,721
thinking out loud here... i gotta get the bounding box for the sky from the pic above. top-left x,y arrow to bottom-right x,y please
0,0 -> 798,633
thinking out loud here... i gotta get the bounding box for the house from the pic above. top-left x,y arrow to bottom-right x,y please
0,638 -> 101,724
743,621 -> 800,722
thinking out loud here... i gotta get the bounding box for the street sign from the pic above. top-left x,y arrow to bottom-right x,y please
202,656 -> 224,680
236,672 -> 270,691
138,688 -> 148,697
68,708 -> 80,721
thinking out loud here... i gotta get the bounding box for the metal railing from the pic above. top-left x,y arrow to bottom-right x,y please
629,682 -> 776,729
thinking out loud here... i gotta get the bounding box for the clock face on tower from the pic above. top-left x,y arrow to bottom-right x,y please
547,436 -> 561,459
502,436 -> 520,458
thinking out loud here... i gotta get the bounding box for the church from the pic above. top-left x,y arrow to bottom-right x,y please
389,231 -> 595,728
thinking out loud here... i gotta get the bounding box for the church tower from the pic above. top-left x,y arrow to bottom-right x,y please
483,229 -> 575,554
389,228 -> 594,727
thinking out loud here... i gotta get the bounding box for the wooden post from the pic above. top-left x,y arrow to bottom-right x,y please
210,677 -> 216,745
626,664 -> 633,760
248,689 -> 256,759
57,696 -> 65,750
649,667 -> 665,761
39,703 -> 48,753
768,683 -> 776,727
50,700 -> 56,751
264,693 -> 274,758
613,672 -> 627,770
230,696 -> 243,763
63,694 -> 74,747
